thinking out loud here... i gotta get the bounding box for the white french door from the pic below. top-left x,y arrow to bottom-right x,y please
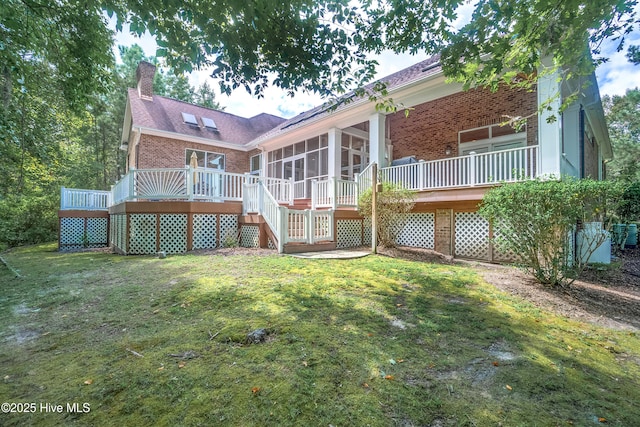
283,155 -> 306,199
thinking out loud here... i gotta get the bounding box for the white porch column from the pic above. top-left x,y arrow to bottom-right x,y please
260,150 -> 268,178
369,112 -> 387,167
327,127 -> 342,179
537,61 -> 562,178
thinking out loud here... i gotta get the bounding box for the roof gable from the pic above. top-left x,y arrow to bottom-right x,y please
126,89 -> 286,146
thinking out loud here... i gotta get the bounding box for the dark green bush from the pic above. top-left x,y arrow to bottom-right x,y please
618,181 -> 640,222
0,194 -> 59,249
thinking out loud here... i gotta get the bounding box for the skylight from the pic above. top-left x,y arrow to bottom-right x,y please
202,117 -> 218,130
181,112 -> 198,126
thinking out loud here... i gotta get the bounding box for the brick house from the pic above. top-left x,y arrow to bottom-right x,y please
59,57 -> 611,259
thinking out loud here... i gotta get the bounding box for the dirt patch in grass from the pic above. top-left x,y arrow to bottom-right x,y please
380,246 -> 640,332
191,247 -> 278,256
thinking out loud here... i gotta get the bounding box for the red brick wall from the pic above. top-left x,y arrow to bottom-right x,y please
388,86 -> 538,161
136,62 -> 156,99
135,134 -> 251,174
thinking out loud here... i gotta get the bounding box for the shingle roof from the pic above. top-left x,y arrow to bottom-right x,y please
250,55 -> 442,144
128,55 -> 441,147
128,88 -> 286,146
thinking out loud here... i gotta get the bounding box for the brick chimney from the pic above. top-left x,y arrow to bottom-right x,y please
136,61 -> 156,100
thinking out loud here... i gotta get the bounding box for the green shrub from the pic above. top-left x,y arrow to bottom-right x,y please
479,178 -> 623,287
0,194 -> 59,249
617,181 -> 640,222
358,182 -> 415,248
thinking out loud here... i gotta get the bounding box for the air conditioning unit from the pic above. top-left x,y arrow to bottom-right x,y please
576,222 -> 611,264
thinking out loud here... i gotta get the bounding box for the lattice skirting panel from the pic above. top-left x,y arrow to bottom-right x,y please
363,217 -> 372,247
454,212 -> 490,260
240,225 -> 260,248
110,214 -> 128,254
128,214 -> 157,255
219,214 -> 239,248
397,213 -> 435,249
114,213 -> 242,255
192,214 -> 217,250
159,214 -> 187,254
268,236 -> 276,250
59,218 -> 84,251
59,216 -> 109,251
337,219 -> 363,249
491,219 -> 518,263
86,218 -> 108,248
109,214 -> 115,250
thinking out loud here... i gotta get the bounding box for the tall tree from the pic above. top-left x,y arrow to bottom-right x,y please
1,0 -> 114,111
603,88 -> 640,183
194,82 -> 224,110
3,1 -> 638,119
107,0 -> 639,103
163,73 -> 195,103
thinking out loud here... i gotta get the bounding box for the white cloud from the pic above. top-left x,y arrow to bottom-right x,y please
451,0 -> 477,30
595,30 -> 640,97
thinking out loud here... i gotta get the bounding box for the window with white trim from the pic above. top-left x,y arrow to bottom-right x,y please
185,149 -> 225,170
458,122 -> 527,154
266,134 -> 329,198
250,154 -> 262,175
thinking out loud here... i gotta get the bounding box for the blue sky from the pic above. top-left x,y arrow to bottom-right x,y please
112,8 -> 640,119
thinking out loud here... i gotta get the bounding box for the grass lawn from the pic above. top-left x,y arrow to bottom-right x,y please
1,244 -> 639,426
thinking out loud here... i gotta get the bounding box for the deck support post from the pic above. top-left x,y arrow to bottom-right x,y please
331,178 -> 338,210
311,179 -> 318,210
371,163 -> 378,254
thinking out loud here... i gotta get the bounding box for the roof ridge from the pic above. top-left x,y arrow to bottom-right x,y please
138,90 -> 284,122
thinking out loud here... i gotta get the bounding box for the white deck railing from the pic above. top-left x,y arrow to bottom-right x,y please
245,180 -> 334,252
308,210 -> 334,243
285,209 -> 334,244
312,178 -> 359,209
263,177 -> 294,204
111,173 -> 133,205
378,145 -> 539,190
72,145 -> 538,209
192,169 -> 257,200
243,182 -> 261,214
60,187 -> 111,210
110,168 -> 264,205
135,168 -> 189,199
357,162 -> 375,198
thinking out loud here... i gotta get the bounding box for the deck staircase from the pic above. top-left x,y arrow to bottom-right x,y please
242,180 -> 337,253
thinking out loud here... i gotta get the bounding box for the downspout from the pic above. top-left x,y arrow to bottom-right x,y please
579,106 -> 585,179
130,128 -> 141,171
